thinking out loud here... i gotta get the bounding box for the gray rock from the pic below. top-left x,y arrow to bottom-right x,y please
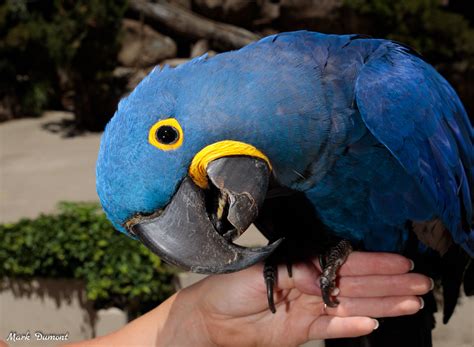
192,0 -> 259,25
191,39 -> 210,58
160,58 -> 191,67
280,0 -> 343,20
118,19 -> 177,68
163,0 -> 192,9
113,66 -> 153,92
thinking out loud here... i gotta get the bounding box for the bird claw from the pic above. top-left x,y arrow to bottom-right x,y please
263,256 -> 293,313
286,260 -> 293,278
319,239 -> 353,307
263,240 -> 352,313
263,262 -> 277,313
320,275 -> 340,307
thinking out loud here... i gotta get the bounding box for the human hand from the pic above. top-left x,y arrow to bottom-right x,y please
190,252 -> 432,346
67,252 -> 432,347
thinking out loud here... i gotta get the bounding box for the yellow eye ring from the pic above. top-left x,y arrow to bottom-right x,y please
148,118 -> 184,151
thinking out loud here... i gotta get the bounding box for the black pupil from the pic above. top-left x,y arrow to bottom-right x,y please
156,126 -> 178,144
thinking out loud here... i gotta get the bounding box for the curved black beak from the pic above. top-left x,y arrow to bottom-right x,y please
129,157 -> 282,274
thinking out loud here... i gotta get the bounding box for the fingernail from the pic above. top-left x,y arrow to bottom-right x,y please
429,278 -> 435,291
331,287 -> 340,296
409,259 -> 415,271
373,319 -> 379,330
419,297 -> 425,310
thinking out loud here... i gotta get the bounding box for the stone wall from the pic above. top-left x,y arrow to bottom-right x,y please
0,278 -> 126,346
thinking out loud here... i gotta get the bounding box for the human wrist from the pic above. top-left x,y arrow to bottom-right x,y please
158,285 -> 217,347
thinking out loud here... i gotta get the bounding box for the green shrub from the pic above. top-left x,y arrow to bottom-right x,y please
0,202 -> 175,317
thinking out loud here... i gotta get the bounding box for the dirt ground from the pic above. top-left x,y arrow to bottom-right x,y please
0,112 -> 472,346
0,112 -> 101,222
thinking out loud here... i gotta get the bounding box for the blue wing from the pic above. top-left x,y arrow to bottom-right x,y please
355,42 -> 474,256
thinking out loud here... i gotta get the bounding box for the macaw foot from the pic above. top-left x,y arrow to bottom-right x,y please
320,239 -> 353,307
263,239 -> 352,312
263,259 -> 293,313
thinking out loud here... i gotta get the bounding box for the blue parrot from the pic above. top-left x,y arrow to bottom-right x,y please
96,31 -> 473,345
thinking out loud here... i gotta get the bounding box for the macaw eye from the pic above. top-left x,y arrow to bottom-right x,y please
148,118 -> 184,151
156,125 -> 179,144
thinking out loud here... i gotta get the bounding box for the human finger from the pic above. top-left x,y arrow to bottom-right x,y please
313,252 -> 414,276
309,316 -> 378,340
324,295 -> 423,318
274,261 -> 431,298
337,273 -> 433,297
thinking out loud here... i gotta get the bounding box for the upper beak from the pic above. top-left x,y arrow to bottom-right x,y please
128,156 -> 282,274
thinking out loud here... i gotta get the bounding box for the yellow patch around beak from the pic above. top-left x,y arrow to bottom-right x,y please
189,140 -> 272,189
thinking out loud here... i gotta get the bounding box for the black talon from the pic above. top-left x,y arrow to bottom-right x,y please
320,274 -> 339,307
319,239 -> 353,307
264,262 -> 277,313
286,260 -> 293,278
319,254 -> 327,269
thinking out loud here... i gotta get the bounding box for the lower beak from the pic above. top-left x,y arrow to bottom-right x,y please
128,157 -> 282,274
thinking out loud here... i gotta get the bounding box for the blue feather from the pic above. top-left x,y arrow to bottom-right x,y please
355,42 -> 473,255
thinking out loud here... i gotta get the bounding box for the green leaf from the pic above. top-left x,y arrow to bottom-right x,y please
0,202 -> 175,316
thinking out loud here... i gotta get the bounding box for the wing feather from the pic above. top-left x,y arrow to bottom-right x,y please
355,43 -> 473,256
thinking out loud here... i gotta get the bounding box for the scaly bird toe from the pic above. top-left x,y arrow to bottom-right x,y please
319,239 -> 353,307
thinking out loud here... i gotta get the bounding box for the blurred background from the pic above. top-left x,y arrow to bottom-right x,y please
0,0 -> 473,346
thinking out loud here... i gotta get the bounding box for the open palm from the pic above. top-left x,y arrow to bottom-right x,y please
194,252 -> 431,346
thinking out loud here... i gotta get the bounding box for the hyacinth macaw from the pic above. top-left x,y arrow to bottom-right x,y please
96,31 -> 473,345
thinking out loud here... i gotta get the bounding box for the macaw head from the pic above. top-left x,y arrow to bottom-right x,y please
97,35 -> 328,273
